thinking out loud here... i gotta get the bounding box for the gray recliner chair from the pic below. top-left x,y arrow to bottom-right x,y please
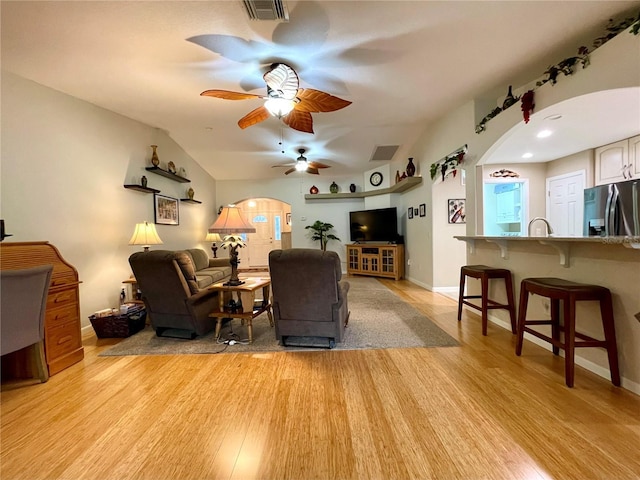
268,248 -> 350,348
129,250 -> 224,338
1,265 -> 53,382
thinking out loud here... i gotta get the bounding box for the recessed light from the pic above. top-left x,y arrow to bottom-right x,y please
537,130 -> 553,138
522,152 -> 533,159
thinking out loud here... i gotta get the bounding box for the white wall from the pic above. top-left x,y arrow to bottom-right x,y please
1,72 -> 217,327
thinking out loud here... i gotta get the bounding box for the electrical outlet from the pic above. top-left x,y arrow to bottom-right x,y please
407,259 -> 411,266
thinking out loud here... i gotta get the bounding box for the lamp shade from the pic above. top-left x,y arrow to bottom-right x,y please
205,232 -> 223,242
129,221 -> 163,251
208,206 -> 256,235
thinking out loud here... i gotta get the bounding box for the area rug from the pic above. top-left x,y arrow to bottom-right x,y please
100,276 -> 459,356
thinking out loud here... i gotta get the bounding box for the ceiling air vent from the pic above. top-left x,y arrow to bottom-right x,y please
242,0 -> 289,21
370,145 -> 400,162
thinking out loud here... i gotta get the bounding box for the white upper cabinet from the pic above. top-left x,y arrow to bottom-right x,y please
595,136 -> 639,185
629,134 -> 640,179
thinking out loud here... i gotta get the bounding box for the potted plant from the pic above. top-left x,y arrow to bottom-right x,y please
305,220 -> 340,251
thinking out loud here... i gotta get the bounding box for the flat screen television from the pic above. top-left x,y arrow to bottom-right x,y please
349,207 -> 399,243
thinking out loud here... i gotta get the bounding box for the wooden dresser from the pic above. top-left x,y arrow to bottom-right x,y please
1,242 -> 84,376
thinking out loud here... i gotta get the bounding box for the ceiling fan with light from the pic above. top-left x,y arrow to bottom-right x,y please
200,63 -> 351,134
272,148 -> 330,175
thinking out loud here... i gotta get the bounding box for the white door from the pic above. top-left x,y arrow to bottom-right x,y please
246,212 -> 280,267
546,171 -> 585,236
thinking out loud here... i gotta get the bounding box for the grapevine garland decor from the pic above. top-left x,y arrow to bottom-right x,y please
475,11 -> 640,134
429,145 -> 467,182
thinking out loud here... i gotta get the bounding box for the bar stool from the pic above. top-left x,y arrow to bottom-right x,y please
515,278 -> 620,388
457,265 -> 517,336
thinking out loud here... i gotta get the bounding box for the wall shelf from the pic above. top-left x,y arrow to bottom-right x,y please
305,176 -> 422,200
145,166 -> 191,183
180,198 -> 202,204
124,184 -> 160,194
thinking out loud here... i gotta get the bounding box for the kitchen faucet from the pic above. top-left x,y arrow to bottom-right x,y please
528,217 -> 554,237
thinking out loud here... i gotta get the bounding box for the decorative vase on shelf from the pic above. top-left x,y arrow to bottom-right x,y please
150,145 -> 159,166
141,175 -> 148,188
349,183 -> 356,193
187,187 -> 195,200
502,85 -> 517,110
310,185 -> 319,194
395,170 -> 401,184
406,158 -> 416,177
330,181 -> 339,194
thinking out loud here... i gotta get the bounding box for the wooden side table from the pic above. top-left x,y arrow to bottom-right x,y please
208,277 -> 273,343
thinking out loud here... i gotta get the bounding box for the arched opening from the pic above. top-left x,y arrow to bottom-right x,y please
233,198 -> 291,269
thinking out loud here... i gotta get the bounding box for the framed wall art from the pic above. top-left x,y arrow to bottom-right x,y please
419,203 -> 426,217
154,194 -> 179,225
448,198 -> 466,224
408,207 -> 414,219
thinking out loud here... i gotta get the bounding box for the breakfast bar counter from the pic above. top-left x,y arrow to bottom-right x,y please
455,235 -> 640,266
454,235 -> 640,392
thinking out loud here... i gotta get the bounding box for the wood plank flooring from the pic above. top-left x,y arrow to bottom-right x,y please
2,277 -> 639,480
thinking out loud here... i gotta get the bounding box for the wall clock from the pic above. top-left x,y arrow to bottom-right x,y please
369,171 -> 383,187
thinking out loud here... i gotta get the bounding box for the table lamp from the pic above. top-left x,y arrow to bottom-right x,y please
128,221 -> 163,251
208,205 -> 256,286
205,232 -> 222,258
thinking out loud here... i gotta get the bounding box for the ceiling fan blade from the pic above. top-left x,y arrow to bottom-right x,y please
284,167 -> 297,175
263,63 -> 299,100
271,163 -> 296,168
306,166 -> 320,175
200,89 -> 263,101
294,88 -> 351,113
238,105 -> 270,129
282,109 -> 314,133
308,161 -> 330,169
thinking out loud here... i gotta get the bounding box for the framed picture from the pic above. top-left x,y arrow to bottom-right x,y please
448,198 -> 466,224
419,203 -> 426,217
154,194 -> 179,225
408,207 -> 414,219
414,208 -> 419,216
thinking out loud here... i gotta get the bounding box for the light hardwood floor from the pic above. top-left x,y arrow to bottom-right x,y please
2,277 -> 639,480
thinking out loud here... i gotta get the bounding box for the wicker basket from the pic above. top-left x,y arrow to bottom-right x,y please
89,308 -> 146,338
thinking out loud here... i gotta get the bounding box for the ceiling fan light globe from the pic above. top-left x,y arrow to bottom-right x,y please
264,98 -> 295,118
295,161 -> 308,172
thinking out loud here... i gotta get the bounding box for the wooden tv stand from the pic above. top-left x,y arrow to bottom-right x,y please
346,244 -> 404,280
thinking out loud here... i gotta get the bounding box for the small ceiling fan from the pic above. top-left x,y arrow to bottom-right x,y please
272,148 -> 330,175
200,63 -> 351,134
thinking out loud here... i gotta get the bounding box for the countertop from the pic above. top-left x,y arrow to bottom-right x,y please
454,235 -> 640,266
455,235 -> 640,245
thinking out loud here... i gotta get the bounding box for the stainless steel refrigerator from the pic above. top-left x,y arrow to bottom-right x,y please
583,179 -> 640,236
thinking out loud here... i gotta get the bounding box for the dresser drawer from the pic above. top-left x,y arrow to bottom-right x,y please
45,321 -> 82,361
46,303 -> 79,329
46,288 -> 77,310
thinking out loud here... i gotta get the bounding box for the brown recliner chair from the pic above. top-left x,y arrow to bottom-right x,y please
268,248 -> 350,348
129,250 -> 224,338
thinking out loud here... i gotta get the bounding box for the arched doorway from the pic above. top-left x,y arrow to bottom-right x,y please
235,198 -> 291,269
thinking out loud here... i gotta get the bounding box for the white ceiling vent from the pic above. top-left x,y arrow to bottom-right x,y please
242,0 -> 289,21
370,145 -> 400,162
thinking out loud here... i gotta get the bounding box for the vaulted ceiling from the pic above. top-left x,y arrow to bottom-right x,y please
2,1 -> 639,179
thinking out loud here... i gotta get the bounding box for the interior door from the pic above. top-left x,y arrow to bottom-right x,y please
546,171 -> 585,236
246,212 -> 279,267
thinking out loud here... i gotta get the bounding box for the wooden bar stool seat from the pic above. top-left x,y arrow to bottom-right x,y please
457,265 -> 516,336
515,277 -> 620,388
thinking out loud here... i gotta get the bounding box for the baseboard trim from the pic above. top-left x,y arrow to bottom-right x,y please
474,307 -> 639,396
